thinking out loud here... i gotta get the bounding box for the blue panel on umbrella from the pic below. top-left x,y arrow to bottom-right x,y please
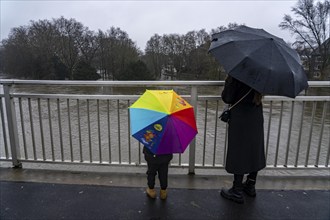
132,116 -> 168,154
129,108 -> 167,135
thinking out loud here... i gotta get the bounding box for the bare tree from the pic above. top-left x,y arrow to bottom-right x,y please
94,27 -> 140,80
145,34 -> 165,79
1,26 -> 33,79
53,17 -> 85,80
144,26 -> 237,80
210,22 -> 241,35
78,30 -> 99,65
28,19 -> 58,79
279,0 -> 330,79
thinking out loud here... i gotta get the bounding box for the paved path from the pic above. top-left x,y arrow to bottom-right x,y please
1,180 -> 329,220
0,168 -> 329,219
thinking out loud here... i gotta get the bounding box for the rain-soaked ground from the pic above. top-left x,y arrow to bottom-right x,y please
0,168 -> 329,220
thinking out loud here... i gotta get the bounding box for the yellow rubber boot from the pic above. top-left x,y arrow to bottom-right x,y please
146,188 -> 156,199
160,189 -> 167,200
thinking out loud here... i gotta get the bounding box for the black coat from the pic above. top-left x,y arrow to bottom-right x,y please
221,76 -> 266,174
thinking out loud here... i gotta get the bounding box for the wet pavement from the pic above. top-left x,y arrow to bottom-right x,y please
1,180 -> 329,220
1,168 -> 330,220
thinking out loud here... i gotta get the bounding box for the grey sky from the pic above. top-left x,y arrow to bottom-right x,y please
1,0 -> 298,50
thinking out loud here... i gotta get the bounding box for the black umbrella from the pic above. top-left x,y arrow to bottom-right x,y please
208,25 -> 308,98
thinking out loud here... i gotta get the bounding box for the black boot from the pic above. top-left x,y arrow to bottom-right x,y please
243,179 -> 256,197
220,175 -> 244,204
221,186 -> 244,204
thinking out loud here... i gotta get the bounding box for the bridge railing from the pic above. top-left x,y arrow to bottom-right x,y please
0,80 -> 329,174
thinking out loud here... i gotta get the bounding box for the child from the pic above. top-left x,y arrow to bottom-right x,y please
143,146 -> 173,200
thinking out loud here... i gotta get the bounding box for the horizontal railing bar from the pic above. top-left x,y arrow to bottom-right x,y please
0,80 -> 224,86
307,81 -> 330,87
10,94 -> 142,100
10,94 -> 193,100
5,159 -> 146,167
0,158 -> 188,168
264,165 -> 330,169
2,158 -> 328,170
9,93 -> 330,102
201,96 -> 330,101
264,96 -> 330,101
1,80 -> 329,87
180,164 -> 330,170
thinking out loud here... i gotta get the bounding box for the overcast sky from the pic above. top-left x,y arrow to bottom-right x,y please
1,0 -> 299,50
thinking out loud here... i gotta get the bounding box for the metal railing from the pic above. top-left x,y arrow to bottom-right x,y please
0,80 -> 329,174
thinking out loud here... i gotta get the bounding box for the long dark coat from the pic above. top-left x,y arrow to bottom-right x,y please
221,76 -> 266,174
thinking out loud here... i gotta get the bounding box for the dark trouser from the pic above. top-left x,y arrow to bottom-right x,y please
146,159 -> 170,190
144,152 -> 173,190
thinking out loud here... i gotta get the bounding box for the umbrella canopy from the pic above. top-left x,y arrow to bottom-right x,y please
129,90 -> 198,155
208,25 -> 309,98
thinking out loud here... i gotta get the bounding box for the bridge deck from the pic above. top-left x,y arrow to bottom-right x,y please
0,168 -> 329,220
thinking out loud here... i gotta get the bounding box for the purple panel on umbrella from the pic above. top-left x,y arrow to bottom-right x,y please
172,116 -> 198,148
156,116 -> 197,155
155,119 -> 180,154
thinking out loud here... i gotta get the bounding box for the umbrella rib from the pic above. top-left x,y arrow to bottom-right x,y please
222,39 -> 272,73
172,119 -> 184,153
275,43 -> 303,76
273,43 -> 298,94
275,41 -> 302,64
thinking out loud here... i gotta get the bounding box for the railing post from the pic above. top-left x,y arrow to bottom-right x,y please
3,83 -> 22,168
188,86 -> 198,175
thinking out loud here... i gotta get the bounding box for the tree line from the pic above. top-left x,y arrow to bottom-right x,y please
0,16 -> 232,81
0,17 -> 142,80
0,0 -> 329,81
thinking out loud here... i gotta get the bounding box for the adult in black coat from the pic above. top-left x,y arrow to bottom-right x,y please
220,75 -> 266,204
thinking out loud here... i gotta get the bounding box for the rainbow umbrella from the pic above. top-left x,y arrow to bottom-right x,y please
129,90 -> 198,155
